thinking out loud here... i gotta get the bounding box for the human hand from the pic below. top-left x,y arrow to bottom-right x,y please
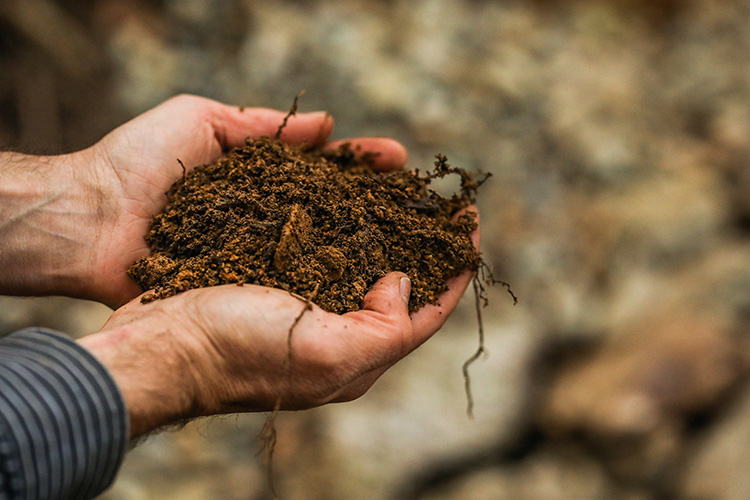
79,219 -> 478,439
0,95 -> 406,307
77,95 -> 408,308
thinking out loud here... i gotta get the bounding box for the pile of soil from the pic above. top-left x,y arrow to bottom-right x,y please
128,137 -> 483,314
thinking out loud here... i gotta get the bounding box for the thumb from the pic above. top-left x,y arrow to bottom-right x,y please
360,272 -> 411,317
325,273 -> 413,403
343,272 -> 414,362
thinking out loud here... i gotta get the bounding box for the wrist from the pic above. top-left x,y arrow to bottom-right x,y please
0,151 -> 110,299
80,319 -> 200,438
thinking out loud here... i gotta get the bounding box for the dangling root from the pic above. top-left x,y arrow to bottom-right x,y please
462,276 -> 486,419
259,284 -> 319,498
258,398 -> 282,498
462,261 -> 517,418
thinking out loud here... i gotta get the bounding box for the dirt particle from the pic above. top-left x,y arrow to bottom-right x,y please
128,137 -> 483,314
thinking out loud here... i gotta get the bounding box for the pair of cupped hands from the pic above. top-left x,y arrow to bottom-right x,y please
8,95 -> 479,438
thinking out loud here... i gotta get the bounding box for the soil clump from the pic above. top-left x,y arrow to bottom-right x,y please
128,138 -> 483,314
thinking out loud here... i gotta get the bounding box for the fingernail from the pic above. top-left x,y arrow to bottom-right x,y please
298,110 -> 329,120
399,277 -> 411,305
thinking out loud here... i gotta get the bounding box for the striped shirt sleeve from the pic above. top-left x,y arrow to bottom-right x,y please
0,328 -> 128,500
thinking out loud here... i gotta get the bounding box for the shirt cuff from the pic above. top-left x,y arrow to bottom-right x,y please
0,328 -> 128,500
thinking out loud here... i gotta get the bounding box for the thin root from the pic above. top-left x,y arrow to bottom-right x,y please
177,158 -> 187,183
275,90 -> 306,140
462,261 -> 517,418
462,275 -> 486,419
258,399 -> 282,499
260,283 -> 319,498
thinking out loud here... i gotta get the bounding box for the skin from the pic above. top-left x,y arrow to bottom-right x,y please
0,95 -> 478,439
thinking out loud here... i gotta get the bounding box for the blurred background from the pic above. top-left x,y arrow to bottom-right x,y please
1,0 -> 749,498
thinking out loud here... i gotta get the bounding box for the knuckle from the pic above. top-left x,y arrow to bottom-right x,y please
167,94 -> 214,114
169,93 -> 200,105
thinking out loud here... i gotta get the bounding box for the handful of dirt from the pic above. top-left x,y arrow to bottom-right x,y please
127,137 -> 483,314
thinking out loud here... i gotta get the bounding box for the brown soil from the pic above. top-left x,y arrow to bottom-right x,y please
127,138 -> 484,314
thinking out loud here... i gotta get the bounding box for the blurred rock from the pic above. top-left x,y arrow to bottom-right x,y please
540,291 -> 749,483
0,296 -> 112,339
102,415 -> 268,500
0,0 -> 105,79
681,382 -> 750,500
415,444 -> 618,500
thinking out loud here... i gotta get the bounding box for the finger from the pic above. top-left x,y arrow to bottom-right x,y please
324,138 -> 408,172
210,105 -> 334,149
359,271 -> 412,316
409,267 -> 474,341
161,94 -> 334,153
103,95 -> 336,171
340,272 -> 414,365
464,206 -> 480,249
410,207 -> 480,339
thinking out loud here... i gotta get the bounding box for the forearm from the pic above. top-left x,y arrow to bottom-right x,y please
0,152 -> 104,298
79,317 -> 199,439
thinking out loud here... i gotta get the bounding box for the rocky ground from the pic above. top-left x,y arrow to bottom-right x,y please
1,0 -> 749,499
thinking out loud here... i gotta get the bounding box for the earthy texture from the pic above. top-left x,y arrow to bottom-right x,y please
127,138 -> 481,314
4,1 -> 750,499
